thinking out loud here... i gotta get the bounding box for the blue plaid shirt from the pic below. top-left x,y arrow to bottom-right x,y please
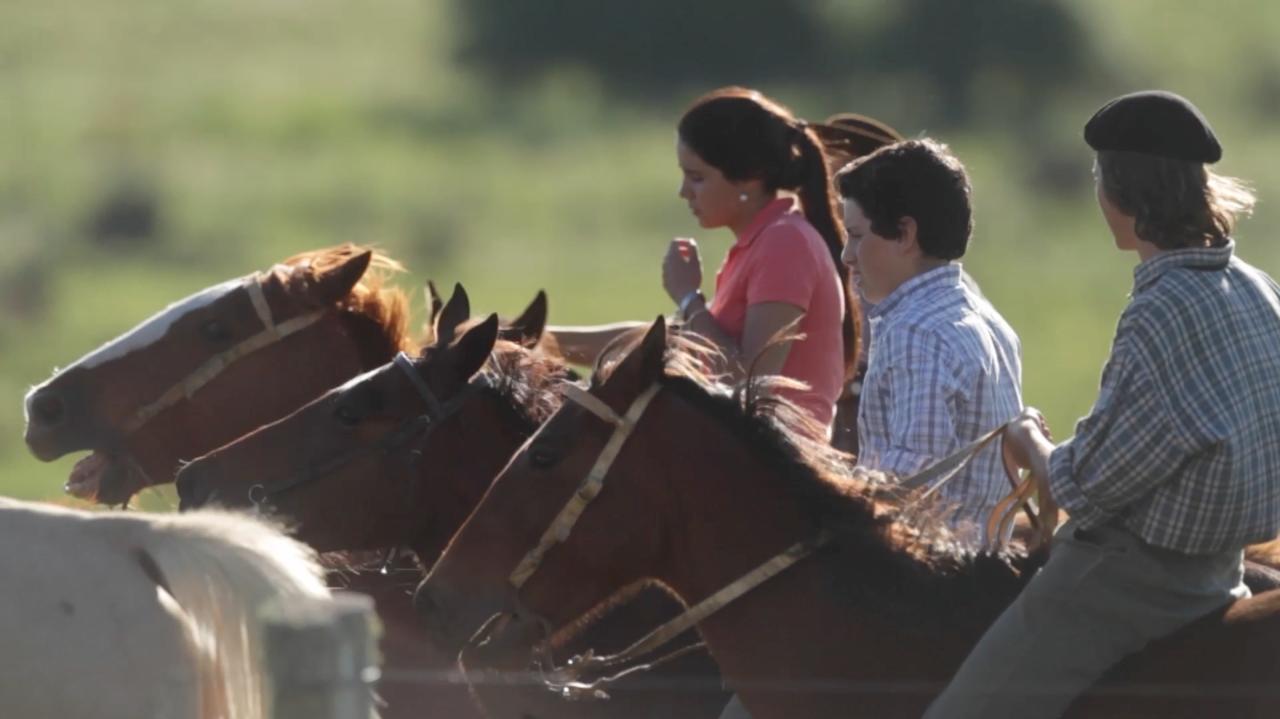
857,264 -> 1023,524
1049,241 -> 1280,554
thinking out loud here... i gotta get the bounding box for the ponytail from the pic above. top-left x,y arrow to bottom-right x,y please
790,127 -> 859,381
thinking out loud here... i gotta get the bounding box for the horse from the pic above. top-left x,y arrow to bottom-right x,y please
175,285 -> 730,719
414,316 -> 1280,719
0,496 -> 331,719
18,245 -> 456,718
24,244 -> 413,506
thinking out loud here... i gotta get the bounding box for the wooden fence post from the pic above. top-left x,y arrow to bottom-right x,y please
260,591 -> 383,719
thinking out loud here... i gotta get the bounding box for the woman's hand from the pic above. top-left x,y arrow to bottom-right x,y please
663,237 -> 703,303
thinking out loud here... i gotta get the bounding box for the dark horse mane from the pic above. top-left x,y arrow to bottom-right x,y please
278,244 -> 416,360
409,335 -> 573,435
475,339 -> 575,431
592,329 -> 1042,630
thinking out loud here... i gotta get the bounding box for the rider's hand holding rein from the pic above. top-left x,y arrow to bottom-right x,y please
1002,407 -> 1057,506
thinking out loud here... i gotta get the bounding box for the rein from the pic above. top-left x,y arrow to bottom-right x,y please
501,381 -> 1055,698
246,351 -> 482,509
122,277 -> 325,434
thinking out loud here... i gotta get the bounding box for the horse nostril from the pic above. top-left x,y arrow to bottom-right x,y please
29,391 -> 66,428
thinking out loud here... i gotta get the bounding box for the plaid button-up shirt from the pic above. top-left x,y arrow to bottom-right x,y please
857,264 -> 1023,524
1049,241 -> 1280,554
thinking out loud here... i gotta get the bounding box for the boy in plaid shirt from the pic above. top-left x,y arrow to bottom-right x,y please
838,139 -> 1023,528
927,91 -> 1280,717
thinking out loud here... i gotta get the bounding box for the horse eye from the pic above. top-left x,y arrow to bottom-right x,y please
200,320 -> 231,343
334,404 -> 361,427
528,446 -> 558,469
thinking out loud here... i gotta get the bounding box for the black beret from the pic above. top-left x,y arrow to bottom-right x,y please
1084,90 -> 1221,164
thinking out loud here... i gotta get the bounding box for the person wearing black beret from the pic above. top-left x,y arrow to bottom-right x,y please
928,90 -> 1280,717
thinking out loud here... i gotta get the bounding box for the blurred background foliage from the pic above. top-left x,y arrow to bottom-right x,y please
3,0 -> 1280,505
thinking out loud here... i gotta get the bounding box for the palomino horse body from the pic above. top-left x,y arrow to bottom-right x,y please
176,287 -> 729,719
416,317 -> 1280,718
0,496 -> 329,719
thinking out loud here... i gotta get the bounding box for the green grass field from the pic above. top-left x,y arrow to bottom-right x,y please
4,0 -> 1280,505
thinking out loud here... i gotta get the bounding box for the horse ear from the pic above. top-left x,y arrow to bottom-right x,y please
448,313 -> 498,383
434,283 -> 470,346
606,316 -> 666,387
503,290 -> 547,349
425,280 -> 444,323
638,315 -> 667,381
308,250 -> 372,305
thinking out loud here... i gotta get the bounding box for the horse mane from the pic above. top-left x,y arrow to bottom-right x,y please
476,339 -> 575,429
282,244 -> 415,353
126,508 -> 330,719
592,331 -> 1039,629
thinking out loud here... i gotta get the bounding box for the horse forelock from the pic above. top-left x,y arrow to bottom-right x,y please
280,244 -> 414,353
475,339 -> 574,428
589,325 -> 726,390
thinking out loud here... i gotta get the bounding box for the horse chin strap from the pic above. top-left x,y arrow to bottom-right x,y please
122,276 -> 326,434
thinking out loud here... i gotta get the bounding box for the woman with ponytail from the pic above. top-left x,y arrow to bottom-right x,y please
553,87 -> 856,434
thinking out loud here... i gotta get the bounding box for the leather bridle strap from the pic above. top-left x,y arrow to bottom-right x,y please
393,351 -> 445,418
536,531 -> 831,697
122,277 -> 325,434
508,382 -> 661,589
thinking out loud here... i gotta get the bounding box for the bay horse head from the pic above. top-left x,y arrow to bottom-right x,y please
414,316 -> 717,656
174,284 -> 566,558
23,244 -> 412,505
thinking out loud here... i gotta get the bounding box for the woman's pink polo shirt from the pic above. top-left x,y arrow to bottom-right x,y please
707,197 -> 846,429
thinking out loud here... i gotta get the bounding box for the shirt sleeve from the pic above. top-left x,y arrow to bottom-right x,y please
1046,325 -> 1190,527
874,327 -> 966,478
744,225 -> 821,310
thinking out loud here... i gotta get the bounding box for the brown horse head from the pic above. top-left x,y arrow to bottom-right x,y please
23,245 -> 412,505
415,316 -> 733,655
174,285 -> 569,558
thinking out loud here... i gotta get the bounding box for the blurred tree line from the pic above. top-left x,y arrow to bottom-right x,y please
456,0 -> 1101,128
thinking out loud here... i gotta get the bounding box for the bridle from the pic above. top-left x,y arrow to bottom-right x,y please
122,275 -> 326,434
493,382 -> 1050,699
245,351 -> 486,511
498,380 -> 830,698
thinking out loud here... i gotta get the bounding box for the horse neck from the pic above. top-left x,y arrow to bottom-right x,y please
650,401 -> 979,715
407,390 -> 540,566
